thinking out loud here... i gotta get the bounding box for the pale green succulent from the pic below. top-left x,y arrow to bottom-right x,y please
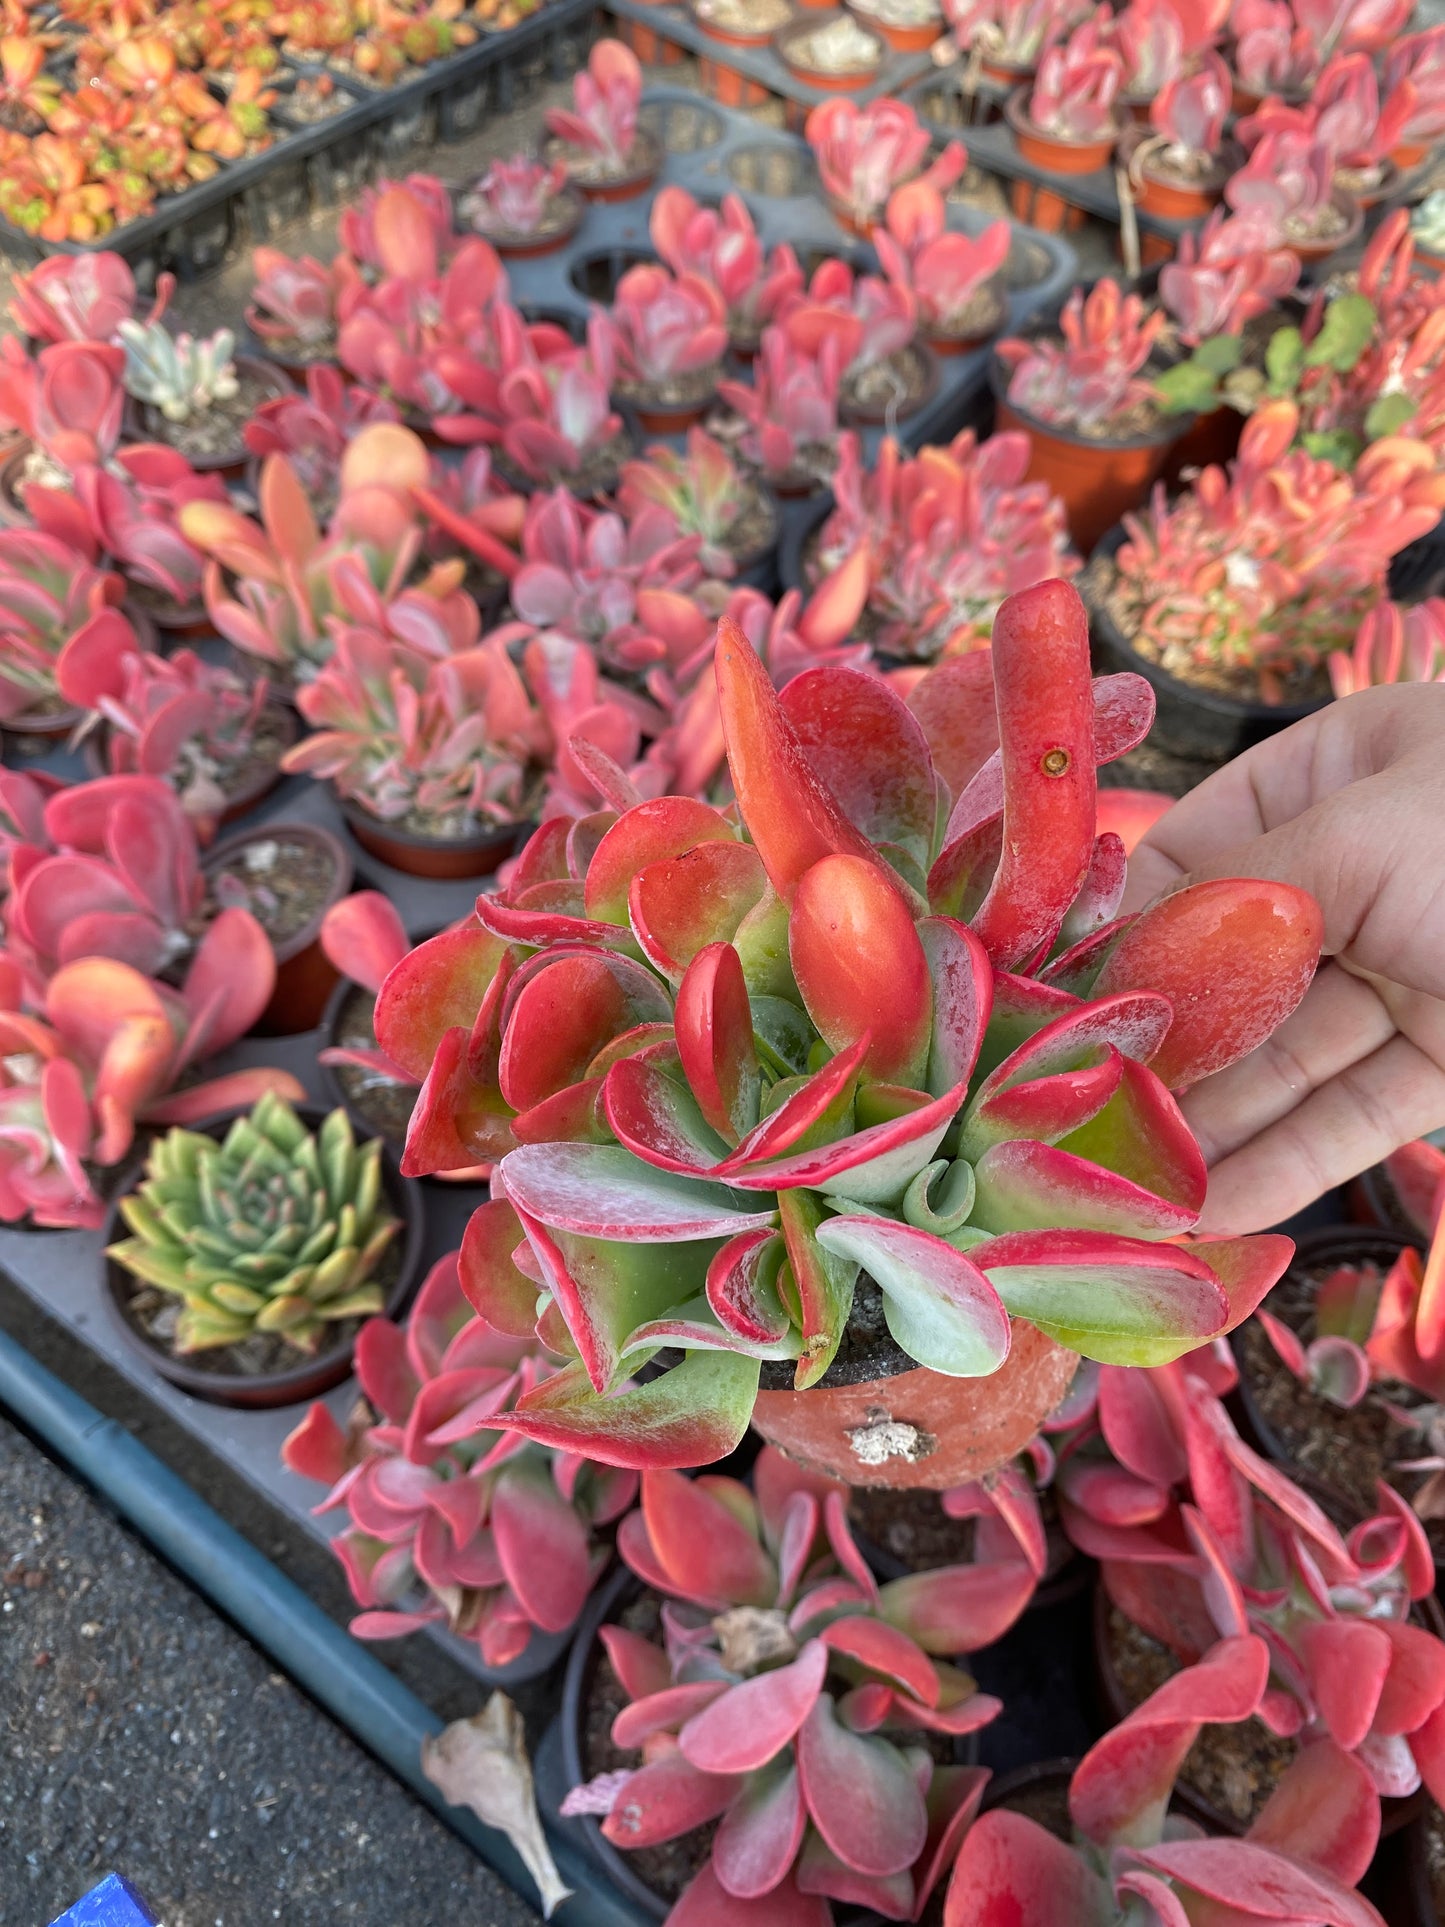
117,319 -> 240,423
109,1094 -> 400,1354
1412,190 -> 1445,256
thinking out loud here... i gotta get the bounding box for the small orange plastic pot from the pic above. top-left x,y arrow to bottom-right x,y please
993,362 -> 1186,557
1005,88 -> 1116,233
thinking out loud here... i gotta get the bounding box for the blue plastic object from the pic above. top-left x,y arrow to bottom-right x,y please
48,1875 -> 159,1927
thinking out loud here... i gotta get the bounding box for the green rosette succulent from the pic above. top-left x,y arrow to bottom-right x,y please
109,1093 -> 400,1354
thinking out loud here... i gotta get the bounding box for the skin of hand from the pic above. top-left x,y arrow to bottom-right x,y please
1121,684 -> 1445,1235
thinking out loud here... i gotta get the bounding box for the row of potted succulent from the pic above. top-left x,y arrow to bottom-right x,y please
0,0 -> 529,244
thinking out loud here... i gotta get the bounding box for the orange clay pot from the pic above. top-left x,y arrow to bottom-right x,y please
846,1 -> 941,51
617,14 -> 686,62
994,377 -> 1184,557
750,1322 -> 1077,1490
1006,89 -> 1117,233
1392,137 -> 1431,170
774,15 -> 886,88
1289,191 -> 1363,268
698,51 -> 771,104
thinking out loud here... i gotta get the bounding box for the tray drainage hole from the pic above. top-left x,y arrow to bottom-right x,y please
567,248 -> 659,304
520,303 -> 587,343
639,98 -> 726,152
726,144 -> 817,197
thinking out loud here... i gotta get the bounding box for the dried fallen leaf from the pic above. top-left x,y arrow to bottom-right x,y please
421,1692 -> 573,1919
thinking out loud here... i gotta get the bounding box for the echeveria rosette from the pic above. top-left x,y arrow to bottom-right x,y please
284,1252 -> 637,1668
565,1448 -> 1024,1925
374,579 -> 1323,1470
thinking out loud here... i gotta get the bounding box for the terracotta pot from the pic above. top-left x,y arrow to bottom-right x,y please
774,14 -> 886,88
1006,89 -> 1117,233
750,1320 -> 1077,1489
694,4 -> 789,45
128,355 -> 291,483
1392,137 -> 1432,170
201,820 -> 352,1035
1289,191 -> 1363,268
340,798 -> 524,880
1093,1576 -> 1439,1840
101,1103 -> 426,1411
617,13 -> 686,61
697,52 -> 771,105
846,1 -> 942,51
620,374 -> 721,436
474,189 -> 585,260
1134,162 -> 1226,226
980,54 -> 1032,87
1229,76 -> 1262,115
992,372 -> 1184,557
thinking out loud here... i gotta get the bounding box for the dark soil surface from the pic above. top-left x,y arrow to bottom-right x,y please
332,984 -> 417,1145
205,832 -> 340,947
842,341 -> 933,418
997,1775 -> 1073,1841
544,127 -> 662,188
583,1592 -> 714,1904
494,428 -> 629,500
1236,1269 -> 1445,1561
616,361 -> 721,411
849,1482 -> 1076,1585
144,370 -> 278,465
1107,1603 -> 1296,1827
0,1411 -> 541,1926
758,1277 -> 912,1392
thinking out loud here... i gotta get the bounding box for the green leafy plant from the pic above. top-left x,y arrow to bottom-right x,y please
108,1092 -> 401,1353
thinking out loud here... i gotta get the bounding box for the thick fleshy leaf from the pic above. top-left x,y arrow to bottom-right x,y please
878,1562 -> 1038,1655
640,1464 -> 777,1609
1098,1363 -> 1188,1488
600,1623 -> 672,1702
281,1402 -> 353,1487
401,1025 -> 514,1175
1373,1617 -> 1445,1737
680,1642 -> 828,1775
973,1230 -> 1229,1364
458,1198 -> 540,1339
707,1231 -> 792,1347
1070,1634 -> 1269,1851
1055,1057 -> 1207,1216
729,1080 -> 966,1208
907,652 -> 999,799
375,924 -> 511,1082
499,1351 -> 761,1470
779,1188 -> 857,1390
491,1457 -> 592,1633
501,1142 -> 777,1242
498,950 -> 671,1111
790,856 -> 932,1086
971,1140 -> 1199,1238
715,616 -> 886,901
780,666 -> 937,871
1296,1618 -> 1392,1751
180,908 -> 278,1061
718,1039 -> 868,1174
813,1217 -> 1010,1379
917,917 -> 992,1099
675,943 -> 761,1145
913,1766 -> 991,1920
960,994 -> 1174,1156
629,841 -> 768,984
1092,879 -> 1324,1090
713,1757 -> 809,1901
795,1832 -> 913,1920
600,1753 -> 741,1850
612,1682 -> 730,1750
604,1057 -> 732,1176
944,1810 -> 1113,1927
795,1695 -> 927,1878
1130,1838 -> 1386,1926
585,798 -> 737,925
969,581 -> 1097,970
820,1617 -> 938,1707
1248,1740 -> 1381,1887
670,1864 -> 830,1927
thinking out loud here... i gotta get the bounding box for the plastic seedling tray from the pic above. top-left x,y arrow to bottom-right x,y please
0,0 -> 598,285
0,759 -> 560,1689
503,87 -> 1076,458
902,71 -> 1203,248
604,0 -> 935,108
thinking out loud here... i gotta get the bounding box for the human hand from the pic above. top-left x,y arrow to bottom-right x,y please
1122,685 -> 1445,1234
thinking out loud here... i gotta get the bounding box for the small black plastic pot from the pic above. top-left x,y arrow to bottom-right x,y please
779,489 -> 832,598
201,821 -> 353,1035
339,798 -> 525,881
1371,1808 -> 1441,1926
1088,526 -> 1329,764
101,1102 -> 427,1411
979,1756 -> 1076,1817
1228,1226 -> 1415,1501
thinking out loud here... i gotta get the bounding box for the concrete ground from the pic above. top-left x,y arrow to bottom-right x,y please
0,1408 -> 541,1927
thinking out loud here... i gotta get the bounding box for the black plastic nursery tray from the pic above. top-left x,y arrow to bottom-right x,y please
902,70 -> 1201,248
606,0 -> 933,108
0,764 -> 556,1689
0,0 -> 598,285
509,86 -> 1077,458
